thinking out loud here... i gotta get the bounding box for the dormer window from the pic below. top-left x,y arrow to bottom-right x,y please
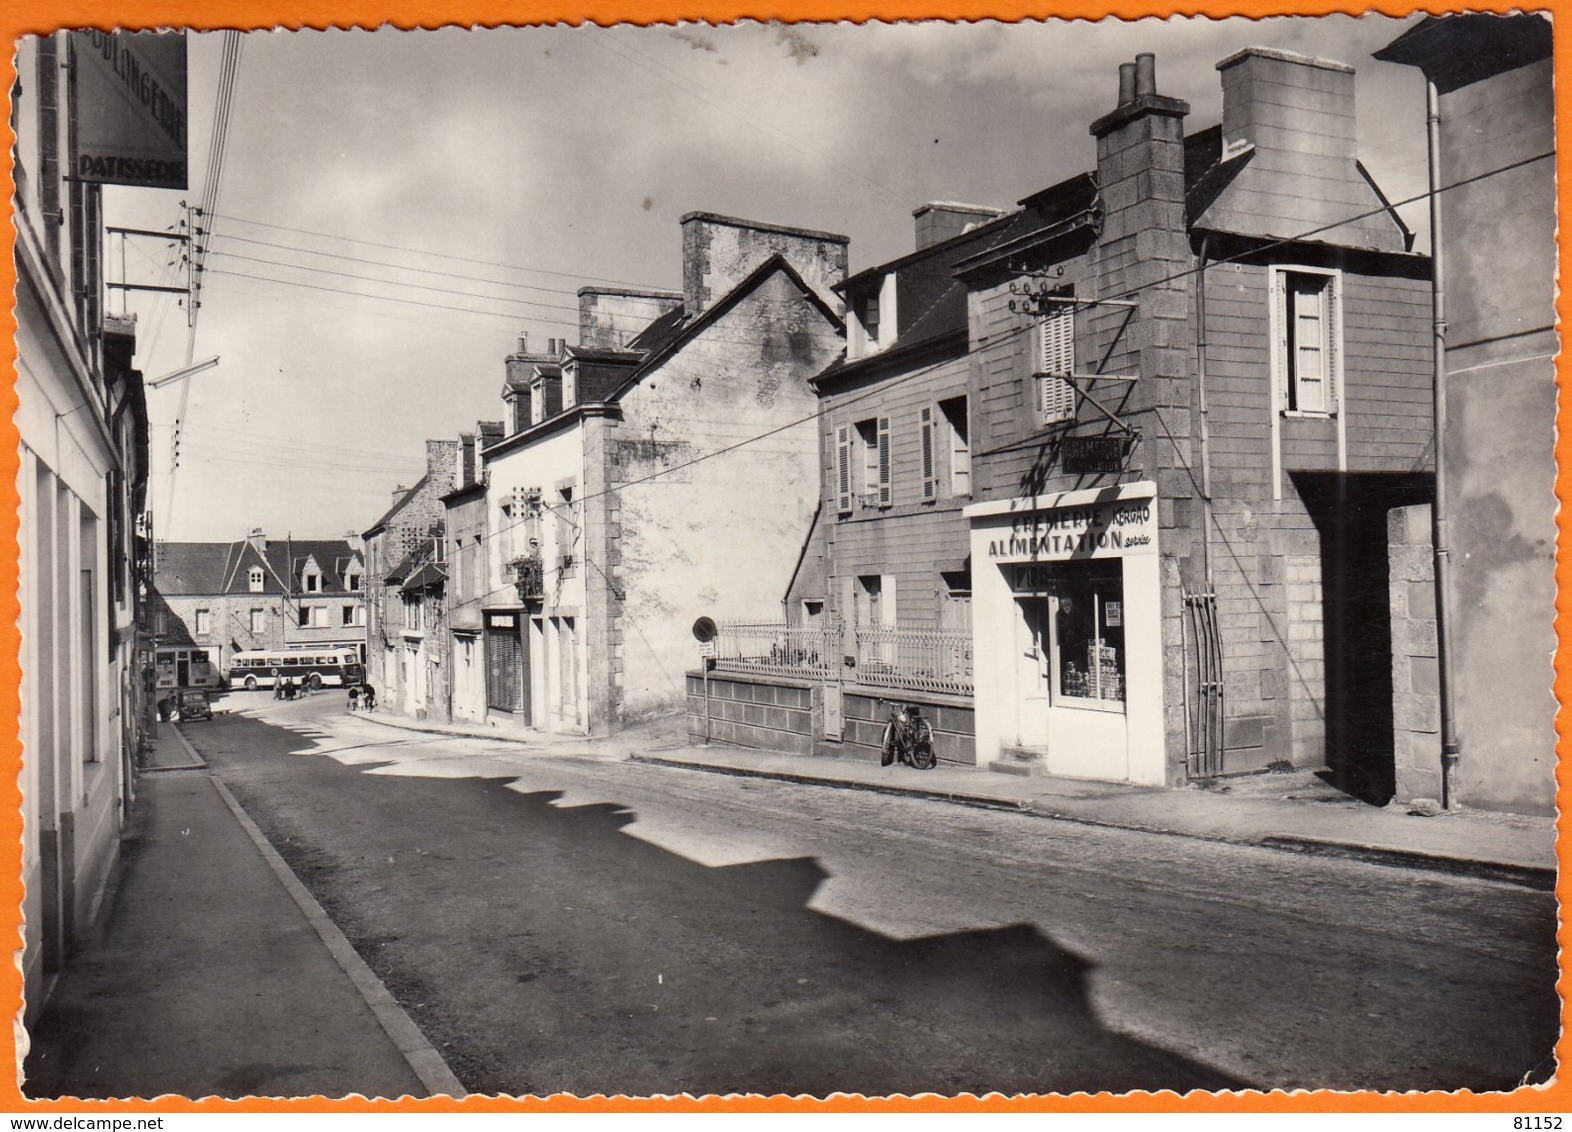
248,567 -> 264,593
861,295 -> 880,345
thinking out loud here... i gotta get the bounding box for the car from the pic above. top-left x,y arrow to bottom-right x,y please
167,687 -> 214,723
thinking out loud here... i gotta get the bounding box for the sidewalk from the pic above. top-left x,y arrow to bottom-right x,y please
633,743 -> 1558,887
23,722 -> 465,1101
353,707 -> 1556,886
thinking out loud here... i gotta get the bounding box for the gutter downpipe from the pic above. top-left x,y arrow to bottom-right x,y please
1427,78 -> 1463,810
1196,235 -> 1215,591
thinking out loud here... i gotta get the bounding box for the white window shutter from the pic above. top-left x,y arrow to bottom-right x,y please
1038,375 -> 1076,425
1034,306 -> 1074,377
835,425 -> 852,513
876,417 -> 892,508
919,407 -> 936,501
1326,275 -> 1341,413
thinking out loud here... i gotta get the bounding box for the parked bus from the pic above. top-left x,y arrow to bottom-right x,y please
228,648 -> 364,692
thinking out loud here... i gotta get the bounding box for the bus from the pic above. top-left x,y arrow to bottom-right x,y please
228,648 -> 364,692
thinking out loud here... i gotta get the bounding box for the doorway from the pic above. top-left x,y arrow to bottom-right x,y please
1293,472 -> 1433,805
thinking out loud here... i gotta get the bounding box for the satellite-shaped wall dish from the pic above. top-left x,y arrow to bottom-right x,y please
692,616 -> 718,643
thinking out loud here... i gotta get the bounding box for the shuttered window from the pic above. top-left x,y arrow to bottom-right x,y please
486,624 -> 525,711
876,416 -> 891,508
835,425 -> 852,514
1276,268 -> 1340,415
1034,305 -> 1075,377
1037,374 -> 1076,425
920,406 -> 937,502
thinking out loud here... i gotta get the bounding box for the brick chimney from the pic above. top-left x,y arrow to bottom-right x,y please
579,288 -> 683,350
680,212 -> 849,318
912,202 -> 1005,251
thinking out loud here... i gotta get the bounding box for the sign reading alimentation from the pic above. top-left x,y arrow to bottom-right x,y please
985,497 -> 1156,561
69,31 -> 188,189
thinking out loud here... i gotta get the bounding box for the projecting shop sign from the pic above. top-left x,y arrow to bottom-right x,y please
69,31 -> 188,189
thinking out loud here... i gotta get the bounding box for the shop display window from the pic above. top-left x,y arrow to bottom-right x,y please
1014,559 -> 1126,709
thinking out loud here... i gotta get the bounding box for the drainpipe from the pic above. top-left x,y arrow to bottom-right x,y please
1195,235 -> 1215,590
1426,79 -> 1463,810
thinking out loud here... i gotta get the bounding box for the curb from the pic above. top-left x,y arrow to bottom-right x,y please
1258,835 -> 1557,891
633,754 -> 1554,890
206,776 -> 469,1098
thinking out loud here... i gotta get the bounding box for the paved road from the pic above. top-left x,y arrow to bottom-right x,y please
185,694 -> 1559,1097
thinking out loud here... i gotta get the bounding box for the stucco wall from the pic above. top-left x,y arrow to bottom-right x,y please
610,269 -> 842,722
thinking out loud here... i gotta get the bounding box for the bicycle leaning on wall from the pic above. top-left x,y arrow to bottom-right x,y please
880,699 -> 937,770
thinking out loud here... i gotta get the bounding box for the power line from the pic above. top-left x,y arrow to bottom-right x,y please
207,208 -> 671,291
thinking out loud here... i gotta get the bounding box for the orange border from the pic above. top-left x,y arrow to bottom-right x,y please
1,0 -> 1567,1116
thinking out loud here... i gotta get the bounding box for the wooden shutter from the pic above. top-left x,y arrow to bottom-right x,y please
951,405 -> 971,494
876,416 -> 892,508
1291,276 -> 1327,413
919,407 -> 937,501
1325,275 -> 1340,413
1272,270 -> 1291,406
1035,307 -> 1074,376
835,425 -> 852,513
1038,375 -> 1076,425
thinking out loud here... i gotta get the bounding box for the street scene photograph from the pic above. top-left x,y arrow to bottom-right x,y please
9,10 -> 1562,1104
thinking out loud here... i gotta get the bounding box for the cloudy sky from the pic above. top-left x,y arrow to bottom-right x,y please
98,15 -> 1432,542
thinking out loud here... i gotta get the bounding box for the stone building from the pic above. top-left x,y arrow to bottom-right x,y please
149,532 -> 367,685
1375,14 -> 1557,815
479,212 -> 847,735
708,48 -> 1440,803
14,32 -> 156,1025
362,439 -> 459,707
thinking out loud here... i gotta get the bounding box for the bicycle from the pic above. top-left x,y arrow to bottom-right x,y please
880,699 -> 937,770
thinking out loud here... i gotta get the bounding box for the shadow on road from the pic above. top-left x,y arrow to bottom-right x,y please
185,708 -> 1248,1098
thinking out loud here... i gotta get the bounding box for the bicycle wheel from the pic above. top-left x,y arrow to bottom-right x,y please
880,720 -> 897,766
907,718 -> 937,769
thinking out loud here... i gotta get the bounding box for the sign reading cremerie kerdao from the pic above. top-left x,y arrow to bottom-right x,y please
985,498 -> 1156,561
69,31 -> 188,190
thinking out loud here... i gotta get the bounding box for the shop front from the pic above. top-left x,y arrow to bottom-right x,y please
965,481 -> 1165,785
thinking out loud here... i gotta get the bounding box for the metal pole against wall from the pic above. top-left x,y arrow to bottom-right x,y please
1427,79 -> 1463,809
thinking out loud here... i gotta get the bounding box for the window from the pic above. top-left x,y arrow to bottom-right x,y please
554,484 -> 577,576
1274,268 -> 1340,415
1033,296 -> 1076,427
403,597 -> 423,632
1016,559 -> 1125,709
248,566 -> 264,592
347,572 -> 361,592
861,294 -> 880,346
194,609 -> 211,636
299,605 -> 327,628
355,606 -> 366,627
304,571 -> 320,593
855,418 -> 890,510
250,608 -> 264,634
922,399 -> 971,501
342,605 -> 355,627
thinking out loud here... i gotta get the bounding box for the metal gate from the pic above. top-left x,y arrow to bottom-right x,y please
486,621 -> 526,712
1183,589 -> 1224,779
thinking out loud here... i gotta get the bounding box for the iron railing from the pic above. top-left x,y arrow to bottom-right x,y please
852,624 -> 974,696
712,620 -> 840,680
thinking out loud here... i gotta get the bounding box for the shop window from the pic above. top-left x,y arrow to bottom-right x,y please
1015,560 -> 1125,709
1274,267 -> 1340,416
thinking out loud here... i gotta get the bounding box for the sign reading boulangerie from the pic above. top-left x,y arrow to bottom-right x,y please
69,31 -> 188,189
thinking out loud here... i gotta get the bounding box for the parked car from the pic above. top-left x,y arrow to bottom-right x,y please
167,687 -> 214,723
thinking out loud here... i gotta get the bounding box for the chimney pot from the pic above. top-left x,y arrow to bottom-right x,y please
1135,53 -> 1156,97
1118,62 -> 1137,105
517,333 -> 528,354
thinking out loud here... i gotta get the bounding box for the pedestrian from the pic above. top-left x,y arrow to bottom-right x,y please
272,668 -> 284,700
361,683 -> 376,712
347,686 -> 360,712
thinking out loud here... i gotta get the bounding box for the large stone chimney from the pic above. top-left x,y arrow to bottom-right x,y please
680,212 -> 849,318
1202,48 -> 1407,251
425,439 -> 459,491
578,288 -> 683,350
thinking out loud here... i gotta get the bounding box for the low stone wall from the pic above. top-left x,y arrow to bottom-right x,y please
839,688 -> 976,767
685,670 -> 817,756
684,670 -> 976,766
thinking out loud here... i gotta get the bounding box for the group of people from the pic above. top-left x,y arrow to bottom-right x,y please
273,675 -> 310,701
347,683 -> 378,712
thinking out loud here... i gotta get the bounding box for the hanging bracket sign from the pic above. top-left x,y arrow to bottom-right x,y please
69,31 -> 189,189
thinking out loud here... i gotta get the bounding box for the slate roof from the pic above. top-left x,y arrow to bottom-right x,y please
154,538 -> 361,595
364,475 -> 426,537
